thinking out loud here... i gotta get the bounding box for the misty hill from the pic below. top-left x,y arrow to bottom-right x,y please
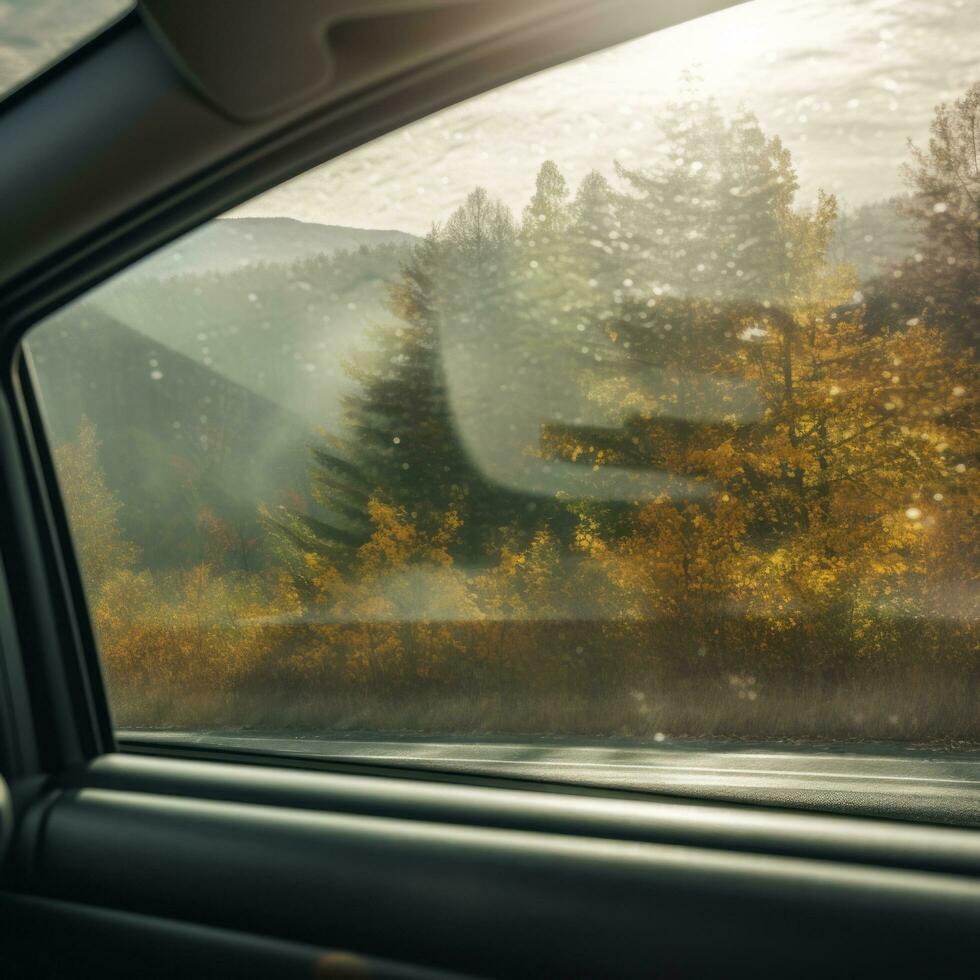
29,306 -> 314,570
94,238 -> 412,429
27,234 -> 417,569
131,217 -> 417,279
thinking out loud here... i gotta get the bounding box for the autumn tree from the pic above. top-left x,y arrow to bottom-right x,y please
54,417 -> 140,590
542,96 -> 975,666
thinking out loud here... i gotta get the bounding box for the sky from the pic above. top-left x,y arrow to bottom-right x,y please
233,0 -> 980,233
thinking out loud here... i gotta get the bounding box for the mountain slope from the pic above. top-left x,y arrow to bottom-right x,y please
94,239 -> 411,430
29,306 -> 314,569
131,217 -> 416,279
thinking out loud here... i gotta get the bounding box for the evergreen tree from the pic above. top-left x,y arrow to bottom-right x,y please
616,97 -> 797,306
899,81 -> 980,351
521,159 -> 570,239
264,231 -> 453,575
268,189 -> 556,580
568,169 -> 621,295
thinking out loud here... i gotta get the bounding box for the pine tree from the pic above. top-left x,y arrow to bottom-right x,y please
268,189 -> 551,580
521,159 -> 570,239
568,169 -> 621,295
899,81 -> 980,351
616,96 -> 797,306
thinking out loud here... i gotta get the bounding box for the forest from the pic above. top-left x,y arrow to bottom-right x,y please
31,84 -> 979,740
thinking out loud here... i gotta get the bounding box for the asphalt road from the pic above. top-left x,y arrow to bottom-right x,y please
120,730 -> 980,826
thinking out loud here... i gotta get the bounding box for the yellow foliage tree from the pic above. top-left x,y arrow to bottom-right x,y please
54,417 -> 139,590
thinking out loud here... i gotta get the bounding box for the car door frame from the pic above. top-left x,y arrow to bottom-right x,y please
1,3 -> 979,977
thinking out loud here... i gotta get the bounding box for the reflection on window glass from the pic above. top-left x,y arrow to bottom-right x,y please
0,1 -> 131,99
27,0 -> 978,750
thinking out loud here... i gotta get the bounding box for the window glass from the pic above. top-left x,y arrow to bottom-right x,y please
0,1 -> 131,100
26,0 -> 979,776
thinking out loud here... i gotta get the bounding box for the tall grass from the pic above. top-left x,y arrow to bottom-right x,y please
106,617 -> 979,742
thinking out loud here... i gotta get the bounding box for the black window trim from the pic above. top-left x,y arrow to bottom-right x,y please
0,352 -> 111,780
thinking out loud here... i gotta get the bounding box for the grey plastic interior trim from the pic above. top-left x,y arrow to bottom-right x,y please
121,734 -> 980,829
20,783 -> 980,977
0,893 -> 323,980
0,893 -> 473,979
138,0 -> 544,122
73,754 -> 980,876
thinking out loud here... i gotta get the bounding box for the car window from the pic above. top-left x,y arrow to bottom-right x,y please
24,0 -> 979,793
0,1 -> 131,101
